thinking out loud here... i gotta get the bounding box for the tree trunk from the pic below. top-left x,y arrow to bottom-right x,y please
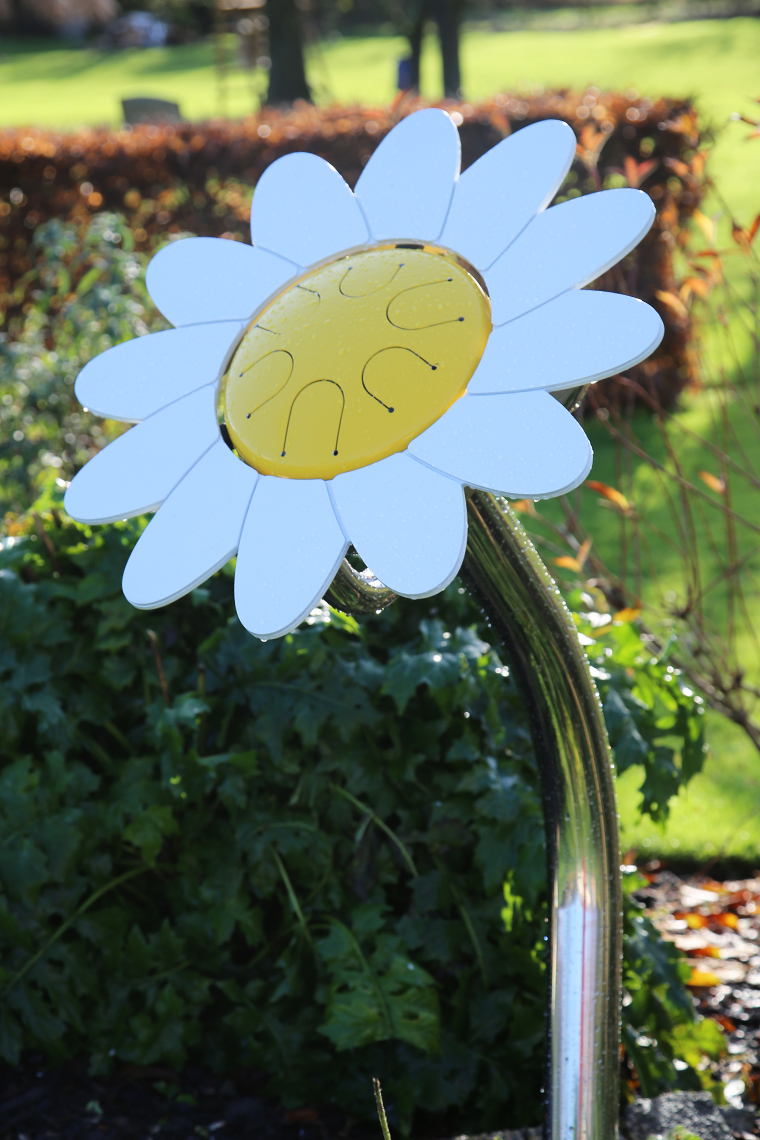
403,0 -> 463,99
433,0 -> 462,99
407,12 -> 424,90
266,0 -> 311,106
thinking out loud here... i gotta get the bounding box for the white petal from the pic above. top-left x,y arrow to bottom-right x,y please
330,453 -> 466,598
408,390 -> 592,499
354,109 -> 461,243
468,291 -> 664,395
123,440 -> 257,609
250,153 -> 368,268
485,189 -> 655,326
146,237 -> 294,327
440,119 -> 576,271
64,385 -> 219,524
234,476 -> 348,639
75,322 -> 243,423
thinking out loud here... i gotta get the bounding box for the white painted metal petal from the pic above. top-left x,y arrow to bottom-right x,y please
408,390 -> 592,499
122,440 -> 257,610
64,385 -> 219,525
485,188 -> 655,326
234,476 -> 349,639
468,290 -> 664,395
146,238 -> 294,327
250,153 -> 369,268
440,119 -> 576,271
330,453 -> 466,598
75,322 -> 244,423
354,109 -> 461,243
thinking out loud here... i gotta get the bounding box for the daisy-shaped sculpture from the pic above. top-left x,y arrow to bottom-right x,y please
65,110 -> 663,639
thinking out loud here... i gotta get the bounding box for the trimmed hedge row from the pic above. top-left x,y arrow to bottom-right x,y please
0,92 -> 707,406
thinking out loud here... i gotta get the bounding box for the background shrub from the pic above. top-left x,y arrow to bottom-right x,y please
0,94 -> 707,409
0,213 -> 161,514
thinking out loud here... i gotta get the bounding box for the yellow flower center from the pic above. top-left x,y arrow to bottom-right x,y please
224,243 -> 491,480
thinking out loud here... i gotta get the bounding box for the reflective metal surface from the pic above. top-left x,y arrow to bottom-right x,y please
324,488 -> 621,1140
324,557 -> 398,615
550,384 -> 590,415
460,490 -> 621,1140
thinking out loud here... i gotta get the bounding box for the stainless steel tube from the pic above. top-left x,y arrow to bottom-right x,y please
460,490 -> 621,1140
325,488 -> 621,1140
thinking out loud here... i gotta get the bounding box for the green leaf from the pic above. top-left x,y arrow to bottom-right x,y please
317,920 -> 440,1055
124,805 -> 179,862
0,1004 -> 23,1064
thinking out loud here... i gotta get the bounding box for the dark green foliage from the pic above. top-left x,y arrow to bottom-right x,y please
569,596 -> 707,824
0,499 -> 719,1131
0,503 -> 547,1130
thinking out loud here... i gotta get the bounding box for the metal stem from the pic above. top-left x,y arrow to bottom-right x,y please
325,488 -> 621,1140
324,561 -> 397,615
460,490 -> 621,1140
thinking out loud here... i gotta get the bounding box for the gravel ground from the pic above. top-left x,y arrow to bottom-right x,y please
632,862 -> 760,1108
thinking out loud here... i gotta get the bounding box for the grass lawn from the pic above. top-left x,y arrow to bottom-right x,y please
618,710 -> 760,864
537,390 -> 760,863
3,19 -> 760,857
1,18 -> 759,214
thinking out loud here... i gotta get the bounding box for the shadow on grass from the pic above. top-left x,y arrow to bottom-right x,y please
0,36 -> 217,82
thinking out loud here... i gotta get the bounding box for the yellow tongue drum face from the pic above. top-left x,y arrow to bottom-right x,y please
224,245 -> 492,480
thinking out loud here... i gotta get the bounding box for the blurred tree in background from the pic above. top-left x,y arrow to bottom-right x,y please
267,0 -> 311,103
399,0 -> 464,98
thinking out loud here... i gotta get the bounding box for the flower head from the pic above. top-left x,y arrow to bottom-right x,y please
65,110 -> 662,639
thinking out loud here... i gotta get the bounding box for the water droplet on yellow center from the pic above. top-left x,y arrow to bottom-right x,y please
224,244 -> 491,480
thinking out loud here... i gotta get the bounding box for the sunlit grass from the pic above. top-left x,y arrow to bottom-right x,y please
2,19 -> 759,211
618,710 -> 760,862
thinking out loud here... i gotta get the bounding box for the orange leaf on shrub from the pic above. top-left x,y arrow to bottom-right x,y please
730,218 -> 760,249
623,155 -> 659,188
655,290 -> 689,319
585,481 -> 630,511
665,157 -> 691,178
692,209 -> 718,246
698,470 -> 726,494
674,911 -> 708,928
687,967 -> 721,987
511,499 -> 536,515
552,540 -> 591,574
613,607 -> 642,623
680,276 -> 709,300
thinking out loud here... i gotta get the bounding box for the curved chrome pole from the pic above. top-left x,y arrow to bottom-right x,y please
460,490 -> 621,1140
325,487 -> 621,1140
324,561 -> 397,614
